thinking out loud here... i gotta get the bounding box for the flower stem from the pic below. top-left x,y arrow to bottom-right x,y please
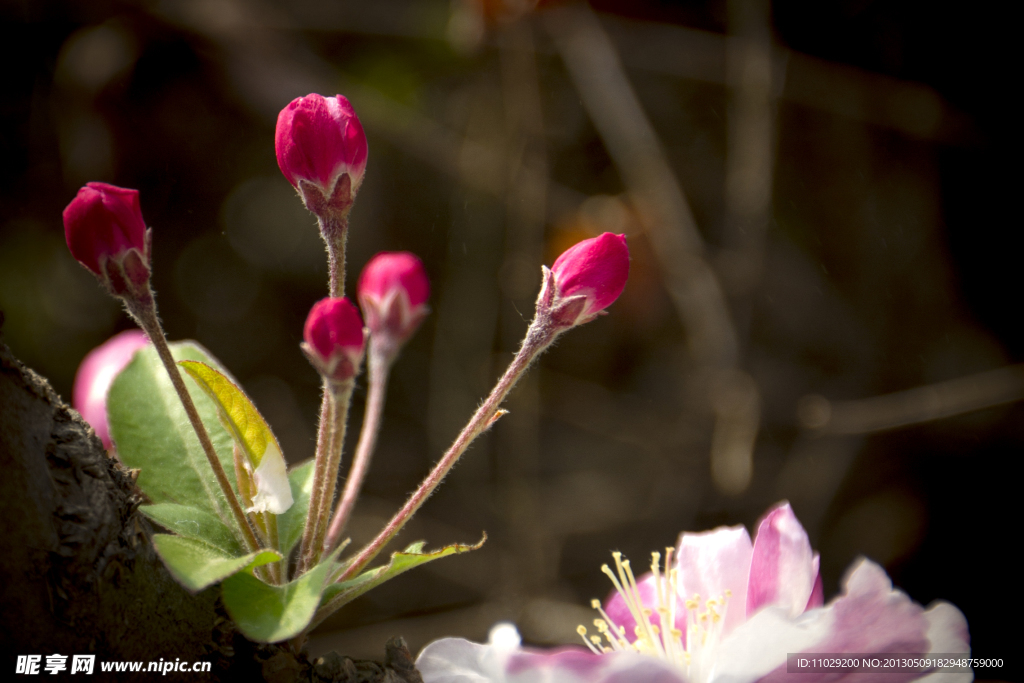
324,344 -> 392,552
298,384 -> 334,573
262,511 -> 282,583
319,214 -> 349,299
333,318 -> 559,588
309,382 -> 353,569
299,380 -> 354,573
126,296 -> 261,554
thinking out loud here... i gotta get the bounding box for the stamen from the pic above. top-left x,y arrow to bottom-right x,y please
578,625 -> 603,654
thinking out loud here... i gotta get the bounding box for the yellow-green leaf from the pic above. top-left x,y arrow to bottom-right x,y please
178,360 -> 292,514
320,535 -> 486,613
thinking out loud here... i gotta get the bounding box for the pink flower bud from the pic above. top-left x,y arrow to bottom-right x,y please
302,297 -> 366,383
275,94 -> 368,218
540,232 -> 629,328
72,330 -> 150,449
63,182 -> 152,299
358,252 -> 430,356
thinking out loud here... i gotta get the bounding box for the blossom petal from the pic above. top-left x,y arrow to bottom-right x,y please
677,524 -> 754,635
916,601 -> 971,683
709,604 -> 833,683
417,637 -> 502,682
747,502 -> 817,617
507,648 -> 687,683
750,559 -> 941,683
805,560 -> 824,611
418,624 -> 523,683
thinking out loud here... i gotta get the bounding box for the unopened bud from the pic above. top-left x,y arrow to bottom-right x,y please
358,252 -> 429,359
63,182 -> 152,300
275,93 -> 368,220
72,329 -> 150,449
302,297 -> 366,383
538,232 -> 629,328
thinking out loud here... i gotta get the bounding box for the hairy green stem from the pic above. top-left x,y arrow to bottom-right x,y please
308,317 -> 562,631
324,344 -> 392,552
126,297 -> 260,554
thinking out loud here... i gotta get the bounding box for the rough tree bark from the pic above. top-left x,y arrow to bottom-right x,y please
0,331 -> 422,683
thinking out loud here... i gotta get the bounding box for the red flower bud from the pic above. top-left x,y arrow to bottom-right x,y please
542,232 -> 629,327
63,182 -> 152,299
275,94 -> 368,218
357,252 -> 430,356
73,330 -> 150,449
302,297 -> 366,383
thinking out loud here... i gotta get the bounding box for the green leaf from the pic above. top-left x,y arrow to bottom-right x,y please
152,534 -> 281,593
321,536 -> 486,611
221,549 -> 338,643
109,342 -> 238,526
277,460 -> 315,559
139,503 -> 243,556
178,360 -> 292,515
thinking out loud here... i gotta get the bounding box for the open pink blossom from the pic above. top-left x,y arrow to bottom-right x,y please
358,251 -> 430,360
72,329 -> 150,449
416,502 -> 970,683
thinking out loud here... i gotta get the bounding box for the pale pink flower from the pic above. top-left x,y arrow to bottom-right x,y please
417,503 -> 970,683
72,329 -> 150,449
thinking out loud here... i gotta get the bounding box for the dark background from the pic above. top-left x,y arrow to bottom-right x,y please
0,0 -> 1015,679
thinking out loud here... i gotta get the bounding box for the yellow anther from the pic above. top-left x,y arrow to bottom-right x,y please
590,636 -> 602,645
591,599 -> 601,609
594,619 -> 607,629
577,625 -> 588,636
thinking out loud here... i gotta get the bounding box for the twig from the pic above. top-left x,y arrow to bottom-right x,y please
542,2 -> 738,369
798,365 -> 1024,436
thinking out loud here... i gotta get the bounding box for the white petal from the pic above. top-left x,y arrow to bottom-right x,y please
915,601 -> 972,683
677,524 -> 753,635
418,638 -> 504,683
250,442 -> 293,514
709,605 -> 833,683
